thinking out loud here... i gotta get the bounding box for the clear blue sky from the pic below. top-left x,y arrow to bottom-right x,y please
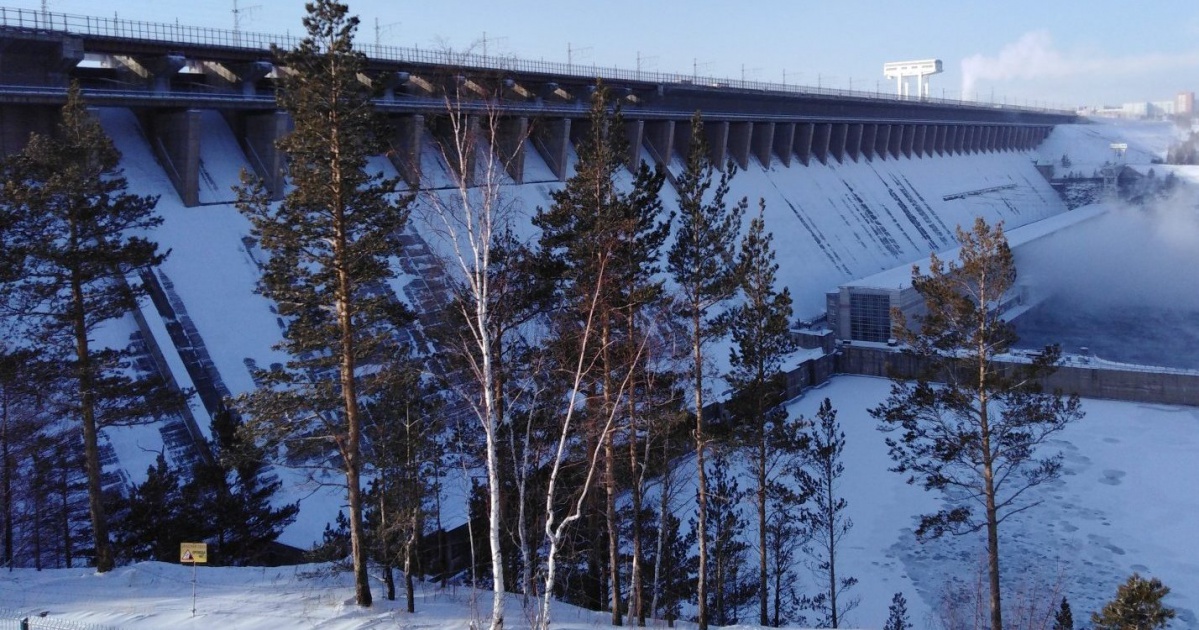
8,0 -> 1199,108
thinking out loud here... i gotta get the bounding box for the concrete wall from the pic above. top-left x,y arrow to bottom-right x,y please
834,344 -> 1199,406
0,104 -> 57,156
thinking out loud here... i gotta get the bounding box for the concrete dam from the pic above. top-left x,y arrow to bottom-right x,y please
10,7 -> 1173,538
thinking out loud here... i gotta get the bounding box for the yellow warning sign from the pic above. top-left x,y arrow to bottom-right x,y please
180,542 -> 208,564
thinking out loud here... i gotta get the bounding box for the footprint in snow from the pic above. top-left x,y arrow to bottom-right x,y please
1099,469 -> 1126,485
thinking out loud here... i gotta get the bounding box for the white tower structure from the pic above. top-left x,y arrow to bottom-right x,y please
883,59 -> 943,98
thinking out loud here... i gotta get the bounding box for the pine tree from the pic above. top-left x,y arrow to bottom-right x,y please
1091,574 -> 1175,630
723,200 -> 801,626
801,398 -> 858,628
646,509 -> 696,626
199,408 -> 297,566
667,112 -> 747,630
361,361 -> 441,612
234,0 -> 412,607
309,510 -> 351,563
870,217 -> 1084,630
706,452 -> 753,625
884,592 -> 911,630
0,84 -> 170,572
763,508 -> 799,626
113,454 -> 203,563
0,345 -> 50,569
1053,596 -> 1074,630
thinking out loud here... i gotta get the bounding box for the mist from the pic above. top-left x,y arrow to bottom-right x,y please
1017,182 -> 1199,314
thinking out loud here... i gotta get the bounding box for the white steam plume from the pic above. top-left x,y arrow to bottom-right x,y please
961,30 -> 1199,101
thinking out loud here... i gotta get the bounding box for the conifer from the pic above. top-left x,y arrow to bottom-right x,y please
724,200 -> 802,626
883,592 -> 911,630
871,217 -> 1083,630
667,112 -> 747,630
234,0 -> 412,607
0,84 -> 169,572
1092,574 -> 1175,630
1053,596 -> 1074,630
801,398 -> 858,628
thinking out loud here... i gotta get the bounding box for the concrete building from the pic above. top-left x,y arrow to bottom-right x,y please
827,205 -> 1109,343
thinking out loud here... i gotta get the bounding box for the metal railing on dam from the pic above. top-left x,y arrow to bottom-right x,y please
0,5 -> 1072,116
0,84 -> 1069,127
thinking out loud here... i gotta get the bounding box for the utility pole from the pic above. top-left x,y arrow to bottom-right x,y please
635,51 -> 657,81
232,0 -> 261,45
374,18 -> 401,52
479,32 -> 507,61
567,42 -> 591,72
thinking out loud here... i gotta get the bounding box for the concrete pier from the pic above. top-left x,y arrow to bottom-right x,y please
704,120 -> 729,166
0,105 -> 56,156
812,123 -> 831,165
860,124 -> 876,161
772,122 -> 795,167
795,122 -> 815,166
846,123 -> 863,162
389,113 -> 424,187
644,120 -> 674,167
533,117 -> 570,181
239,110 -> 289,199
495,116 -> 527,183
624,119 -> 644,170
829,123 -> 848,163
729,121 -> 752,169
142,108 -> 201,207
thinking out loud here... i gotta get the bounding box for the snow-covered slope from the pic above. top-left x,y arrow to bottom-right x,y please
1036,117 -> 1178,172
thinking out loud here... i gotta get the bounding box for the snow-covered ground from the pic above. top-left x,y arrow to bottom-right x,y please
2,375 -> 1197,629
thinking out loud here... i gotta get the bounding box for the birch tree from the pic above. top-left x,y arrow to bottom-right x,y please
417,57 -> 537,630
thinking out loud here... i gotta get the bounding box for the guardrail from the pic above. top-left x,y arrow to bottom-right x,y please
0,5 -> 1073,115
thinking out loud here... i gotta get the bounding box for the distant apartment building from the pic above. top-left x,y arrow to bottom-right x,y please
1086,100 -> 1178,120
1178,91 -> 1195,117
1151,100 -> 1176,117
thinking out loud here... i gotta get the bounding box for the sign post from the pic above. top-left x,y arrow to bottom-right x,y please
180,542 -> 208,616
